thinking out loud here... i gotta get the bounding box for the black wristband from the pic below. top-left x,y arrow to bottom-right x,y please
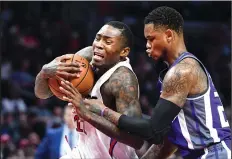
118,98 -> 181,144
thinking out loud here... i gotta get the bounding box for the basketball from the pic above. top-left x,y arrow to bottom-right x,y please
48,54 -> 94,100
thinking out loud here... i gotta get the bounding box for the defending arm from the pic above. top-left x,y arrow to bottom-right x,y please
118,98 -> 181,144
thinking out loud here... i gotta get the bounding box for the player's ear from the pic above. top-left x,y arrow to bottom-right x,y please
120,47 -> 130,57
165,29 -> 174,43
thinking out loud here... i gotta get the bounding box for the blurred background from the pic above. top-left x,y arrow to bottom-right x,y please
1,1 -> 231,159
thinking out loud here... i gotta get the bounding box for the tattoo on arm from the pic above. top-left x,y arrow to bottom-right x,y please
82,67 -> 144,149
161,59 -> 195,107
34,46 -> 93,99
102,67 -> 142,124
110,66 -> 142,117
81,108 -> 144,149
34,72 -> 53,99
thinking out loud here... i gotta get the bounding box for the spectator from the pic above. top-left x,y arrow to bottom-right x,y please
35,105 -> 79,159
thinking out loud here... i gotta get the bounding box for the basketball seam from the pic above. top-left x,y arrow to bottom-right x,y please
75,61 -> 90,88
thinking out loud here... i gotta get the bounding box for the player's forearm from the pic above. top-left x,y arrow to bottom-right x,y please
75,46 -> 93,63
34,71 -> 53,99
81,109 -> 144,149
102,98 -> 181,145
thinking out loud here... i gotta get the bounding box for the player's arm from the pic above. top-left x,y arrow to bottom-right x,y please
34,46 -> 93,99
59,67 -> 145,149
85,66 -> 145,148
111,67 -> 142,119
73,46 -> 94,63
83,59 -> 195,145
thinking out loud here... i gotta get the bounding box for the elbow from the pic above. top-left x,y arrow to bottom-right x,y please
34,88 -> 50,99
34,92 -> 48,99
35,94 -> 49,99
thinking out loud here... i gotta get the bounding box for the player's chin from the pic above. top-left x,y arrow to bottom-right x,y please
151,55 -> 160,61
92,59 -> 104,67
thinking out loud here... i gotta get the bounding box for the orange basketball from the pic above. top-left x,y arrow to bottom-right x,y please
48,54 -> 94,100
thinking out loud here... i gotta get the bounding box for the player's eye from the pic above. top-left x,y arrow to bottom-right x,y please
95,36 -> 100,41
106,41 -> 112,45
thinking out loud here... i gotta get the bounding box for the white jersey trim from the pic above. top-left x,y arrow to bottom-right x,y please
178,109 -> 194,149
203,87 -> 220,143
201,148 -> 208,159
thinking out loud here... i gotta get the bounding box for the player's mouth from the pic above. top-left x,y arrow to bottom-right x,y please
93,52 -> 105,61
146,49 -> 151,57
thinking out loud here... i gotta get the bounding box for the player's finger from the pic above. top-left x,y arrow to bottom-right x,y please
63,80 -> 73,86
60,81 -> 77,96
64,80 -> 81,95
55,75 -> 66,81
59,86 -> 75,99
56,71 -> 80,78
60,62 -> 81,68
57,66 -> 81,73
59,54 -> 73,61
55,55 -> 69,62
62,96 -> 72,102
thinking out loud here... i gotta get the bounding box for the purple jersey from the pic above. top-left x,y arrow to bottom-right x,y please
157,52 -> 231,157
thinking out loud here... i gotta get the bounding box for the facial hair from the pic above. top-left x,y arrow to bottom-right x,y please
154,47 -> 169,74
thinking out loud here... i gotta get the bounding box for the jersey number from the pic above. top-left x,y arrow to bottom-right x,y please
215,92 -> 229,128
217,106 -> 229,128
109,138 -> 117,157
74,115 -> 87,134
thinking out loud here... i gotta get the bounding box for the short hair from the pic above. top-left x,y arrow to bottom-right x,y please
106,21 -> 133,48
144,6 -> 184,34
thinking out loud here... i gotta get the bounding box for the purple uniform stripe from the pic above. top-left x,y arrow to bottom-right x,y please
190,101 -> 206,146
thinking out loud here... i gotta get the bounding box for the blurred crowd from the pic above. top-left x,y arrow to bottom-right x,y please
1,1 -> 231,159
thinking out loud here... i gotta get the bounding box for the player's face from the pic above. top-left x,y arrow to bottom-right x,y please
144,23 -> 169,61
92,25 -> 123,67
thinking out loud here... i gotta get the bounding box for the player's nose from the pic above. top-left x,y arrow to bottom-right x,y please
146,41 -> 151,49
94,40 -> 104,50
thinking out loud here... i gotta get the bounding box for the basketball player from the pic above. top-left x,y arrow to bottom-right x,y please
61,7 -> 231,159
35,21 -> 156,158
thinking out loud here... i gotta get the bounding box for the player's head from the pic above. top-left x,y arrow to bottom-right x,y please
144,6 -> 184,61
64,105 -> 75,129
92,21 -> 133,67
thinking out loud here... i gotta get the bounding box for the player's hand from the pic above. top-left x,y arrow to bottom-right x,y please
83,99 -> 106,116
59,80 -> 85,116
41,54 -> 82,79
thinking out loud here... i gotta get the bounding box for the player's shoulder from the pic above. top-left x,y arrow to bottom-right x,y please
108,66 -> 138,92
111,66 -> 137,82
108,66 -> 139,97
165,58 -> 200,82
171,57 -> 199,73
114,66 -> 132,74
